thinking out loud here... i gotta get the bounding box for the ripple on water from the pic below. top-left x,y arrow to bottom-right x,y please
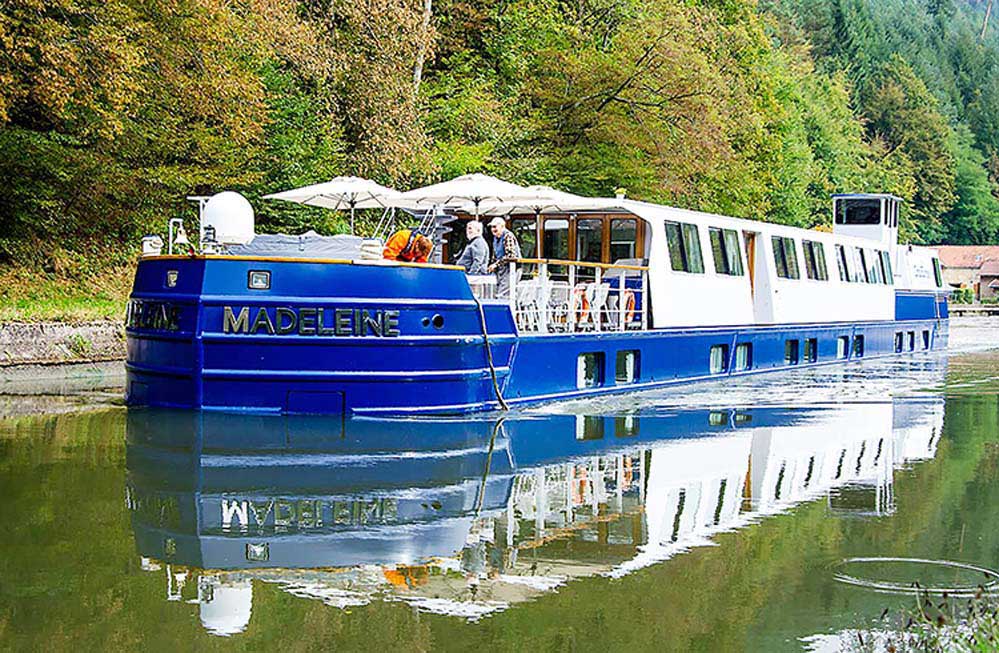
831,557 -> 999,597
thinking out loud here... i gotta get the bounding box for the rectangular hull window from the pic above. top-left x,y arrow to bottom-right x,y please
804,338 -> 818,363
575,415 -> 605,440
710,345 -> 729,374
853,335 -> 865,358
734,343 -> 752,371
836,336 -> 849,359
895,332 -> 904,353
577,352 -> 605,389
785,339 -> 800,365
616,350 -> 639,384
907,331 -> 915,351
922,330 -> 930,349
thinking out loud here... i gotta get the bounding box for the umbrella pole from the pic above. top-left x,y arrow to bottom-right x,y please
350,202 -> 356,235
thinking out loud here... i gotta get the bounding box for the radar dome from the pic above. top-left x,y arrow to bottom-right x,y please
203,191 -> 255,245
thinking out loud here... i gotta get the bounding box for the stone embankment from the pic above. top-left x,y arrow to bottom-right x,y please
0,321 -> 125,367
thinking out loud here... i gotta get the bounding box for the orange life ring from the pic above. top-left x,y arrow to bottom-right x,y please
623,289 -> 636,324
573,286 -> 590,322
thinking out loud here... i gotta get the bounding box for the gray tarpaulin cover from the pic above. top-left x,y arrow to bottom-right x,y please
226,231 -> 365,259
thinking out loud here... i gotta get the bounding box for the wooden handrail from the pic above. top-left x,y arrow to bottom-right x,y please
515,257 -> 648,272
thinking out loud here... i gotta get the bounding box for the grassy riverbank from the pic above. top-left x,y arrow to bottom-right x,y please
0,267 -> 131,323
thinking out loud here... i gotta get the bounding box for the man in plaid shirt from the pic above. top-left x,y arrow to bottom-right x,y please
487,217 -> 521,298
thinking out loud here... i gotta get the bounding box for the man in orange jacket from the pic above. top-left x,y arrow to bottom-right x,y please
383,229 -> 433,263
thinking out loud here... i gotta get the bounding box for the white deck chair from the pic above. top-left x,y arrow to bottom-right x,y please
515,278 -> 541,331
547,281 -> 571,331
585,282 -> 611,329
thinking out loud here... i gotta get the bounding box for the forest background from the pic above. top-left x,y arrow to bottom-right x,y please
2,0 -> 999,319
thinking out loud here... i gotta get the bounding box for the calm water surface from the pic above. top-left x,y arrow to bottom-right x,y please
3,321 -> 999,652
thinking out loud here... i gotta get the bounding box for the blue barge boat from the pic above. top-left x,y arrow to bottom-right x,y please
125,183 -> 949,415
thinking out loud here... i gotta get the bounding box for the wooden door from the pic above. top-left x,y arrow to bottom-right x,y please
743,231 -> 757,296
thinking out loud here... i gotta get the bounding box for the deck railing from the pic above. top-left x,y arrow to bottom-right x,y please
496,258 -> 649,334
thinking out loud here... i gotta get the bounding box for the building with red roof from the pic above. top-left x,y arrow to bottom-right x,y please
935,245 -> 999,300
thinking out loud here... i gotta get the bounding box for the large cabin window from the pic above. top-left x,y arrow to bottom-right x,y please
709,227 -> 744,276
610,219 -> 637,261
879,251 -> 894,284
576,218 -> 603,263
543,218 -> 570,276
802,240 -> 828,281
864,248 -> 883,284
836,199 -> 881,225
772,236 -> 800,279
511,218 -> 538,258
665,220 -> 704,273
849,247 -> 867,283
835,245 -> 849,282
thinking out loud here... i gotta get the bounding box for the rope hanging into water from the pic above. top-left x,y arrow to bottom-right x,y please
474,416 -> 507,516
472,294 -> 510,411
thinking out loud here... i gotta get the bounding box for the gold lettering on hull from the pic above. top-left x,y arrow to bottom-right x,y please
223,306 -> 401,337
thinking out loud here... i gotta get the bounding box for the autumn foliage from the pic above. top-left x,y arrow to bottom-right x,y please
1,0 -> 999,278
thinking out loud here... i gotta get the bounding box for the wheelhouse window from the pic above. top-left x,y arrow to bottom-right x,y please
836,199 -> 881,225
710,345 -> 729,374
932,257 -> 943,287
610,219 -> 638,262
665,220 -> 704,273
709,227 -> 745,276
734,343 -> 752,371
879,251 -> 894,285
772,237 -> 800,279
615,350 -> 639,384
785,339 -> 800,365
802,240 -> 829,281
576,352 -> 605,389
836,336 -> 849,359
835,245 -> 849,282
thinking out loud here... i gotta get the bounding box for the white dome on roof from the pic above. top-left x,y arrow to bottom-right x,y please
203,191 -> 255,245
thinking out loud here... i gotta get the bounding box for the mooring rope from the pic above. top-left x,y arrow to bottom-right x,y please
474,416 -> 507,516
472,294 -> 510,411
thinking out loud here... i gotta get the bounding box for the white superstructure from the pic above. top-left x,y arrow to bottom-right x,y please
616,194 -> 944,329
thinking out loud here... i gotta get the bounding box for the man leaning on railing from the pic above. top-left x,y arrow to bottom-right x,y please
487,217 -> 521,298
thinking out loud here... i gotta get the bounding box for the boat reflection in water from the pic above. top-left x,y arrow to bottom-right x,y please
124,397 -> 944,636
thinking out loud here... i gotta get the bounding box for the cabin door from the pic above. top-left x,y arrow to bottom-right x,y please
743,231 -> 757,296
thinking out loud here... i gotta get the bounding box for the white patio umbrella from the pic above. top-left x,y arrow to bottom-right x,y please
263,176 -> 401,234
478,185 -> 619,216
392,173 -> 538,219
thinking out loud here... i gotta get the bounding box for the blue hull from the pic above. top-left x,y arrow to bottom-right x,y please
126,258 -> 949,415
